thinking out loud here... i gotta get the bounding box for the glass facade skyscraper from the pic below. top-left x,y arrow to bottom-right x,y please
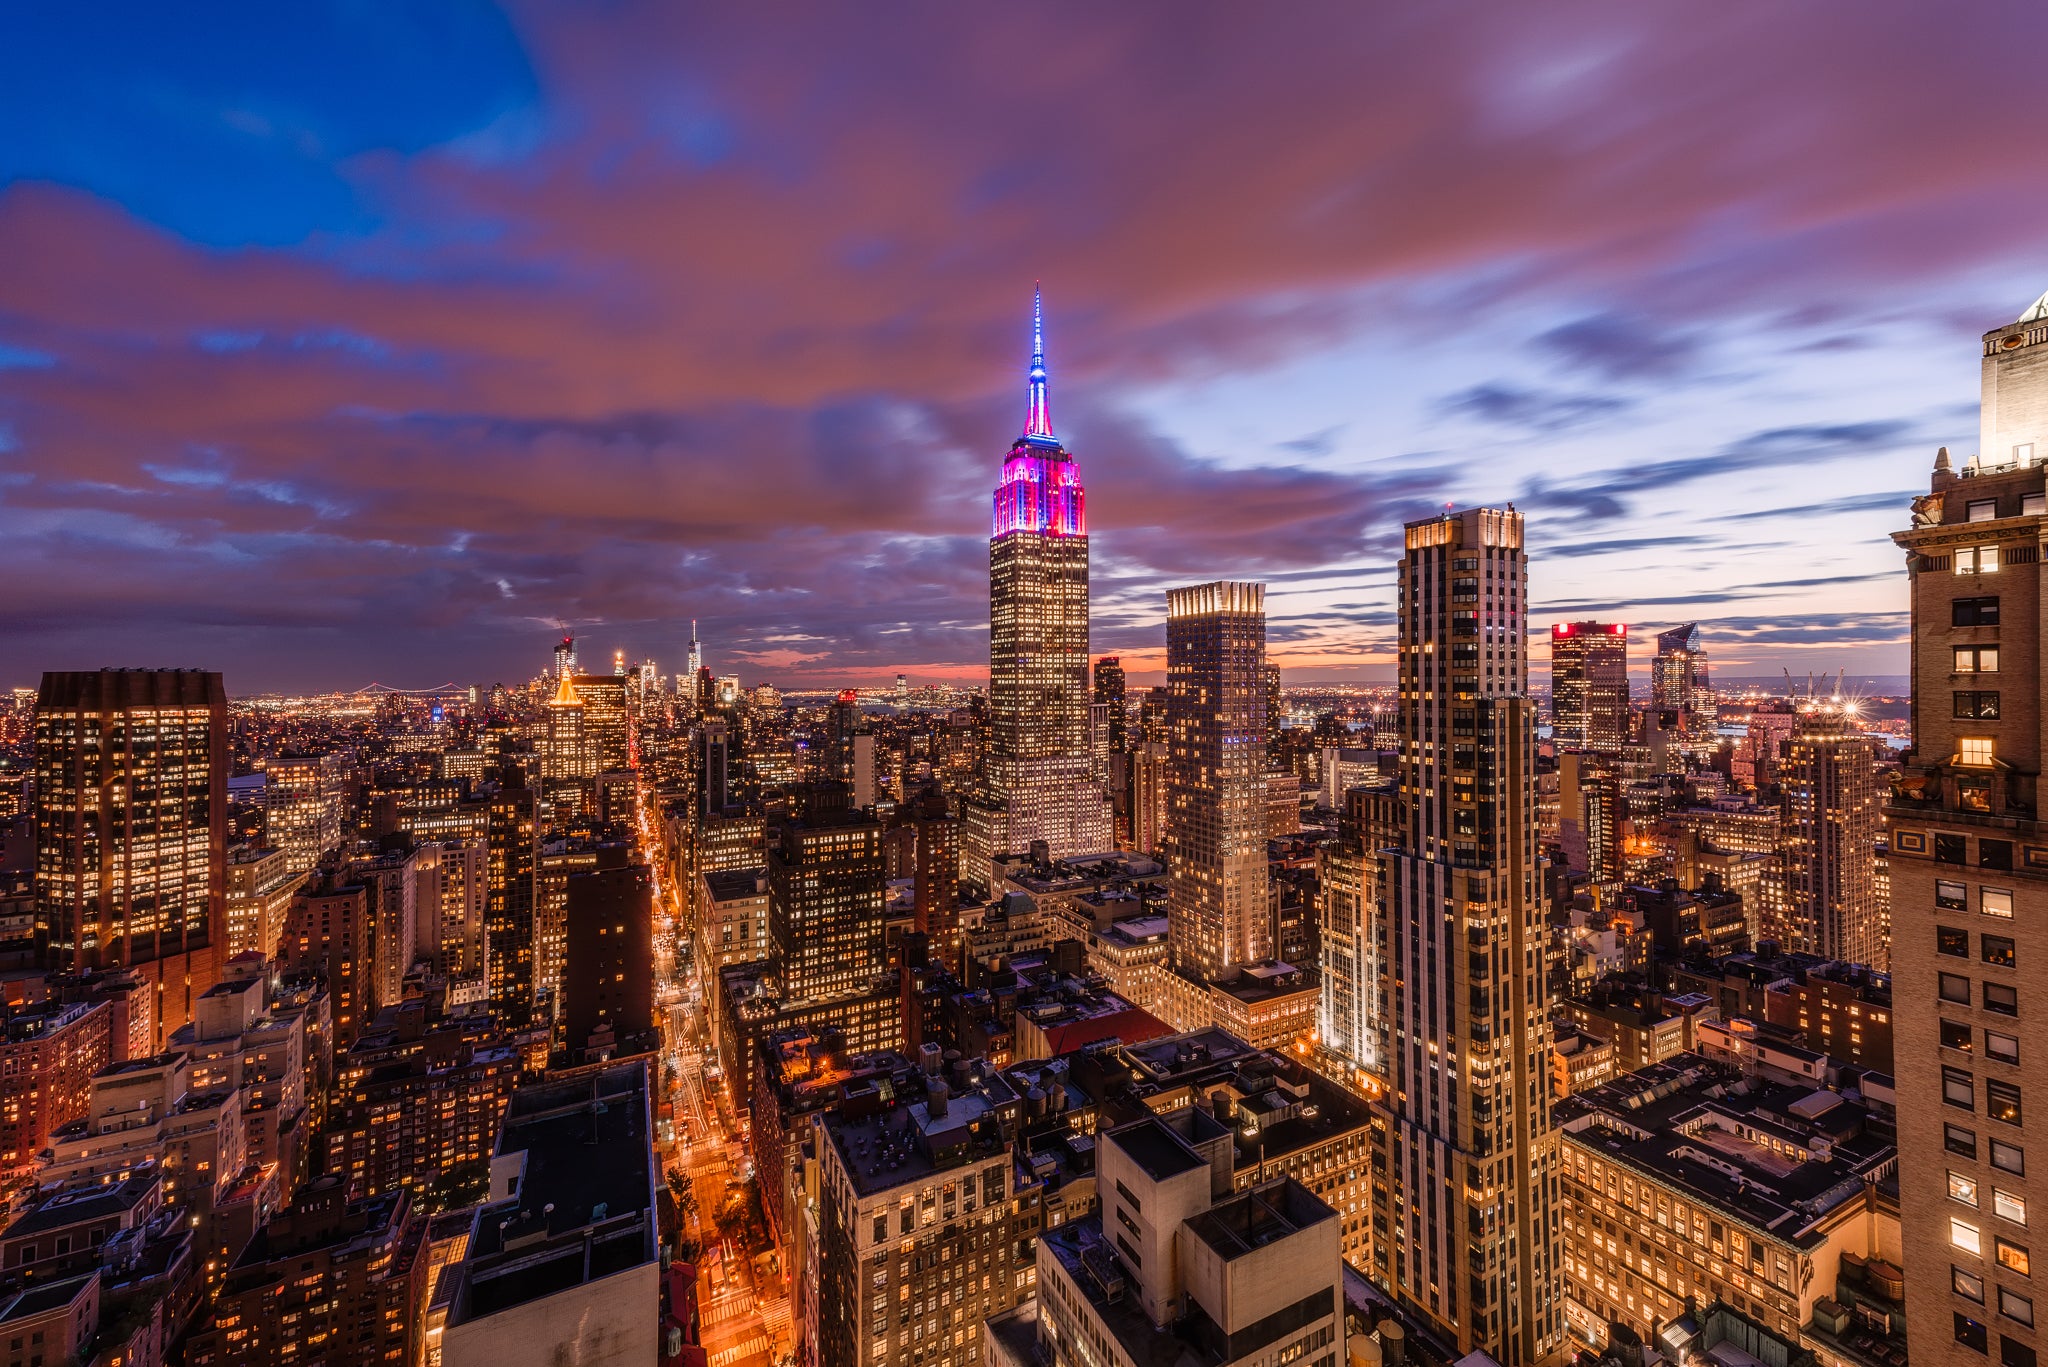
1548,620 -> 1628,750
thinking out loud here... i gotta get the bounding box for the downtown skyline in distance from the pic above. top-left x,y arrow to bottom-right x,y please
4,7 -> 2048,692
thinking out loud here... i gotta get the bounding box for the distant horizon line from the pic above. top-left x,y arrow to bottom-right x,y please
133,669 -> 1917,702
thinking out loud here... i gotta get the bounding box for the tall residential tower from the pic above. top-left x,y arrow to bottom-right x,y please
1781,699 -> 1885,968
1376,509 -> 1561,1365
1163,581 -> 1272,981
1891,290 -> 2048,1367
960,289 -> 1112,888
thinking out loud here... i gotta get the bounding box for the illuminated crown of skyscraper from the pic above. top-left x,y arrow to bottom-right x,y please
993,285 -> 1085,537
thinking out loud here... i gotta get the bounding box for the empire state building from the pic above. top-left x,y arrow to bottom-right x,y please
961,289 -> 1113,888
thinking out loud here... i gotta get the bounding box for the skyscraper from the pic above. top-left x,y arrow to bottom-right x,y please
1094,656 -> 1127,752
688,619 -> 702,681
1891,291 -> 2048,1367
826,690 -> 865,784
553,634 -> 576,680
697,717 -> 730,817
486,776 -> 538,1029
261,751 -> 348,878
768,804 -> 886,1001
35,668 -> 229,1047
562,863 -> 656,1057
1549,621 -> 1629,750
1163,581 -> 1271,982
1319,783 -> 1401,1087
1377,509 -> 1561,1364
1650,622 -> 1712,728
911,791 -> 961,971
1780,699 -> 1884,968
542,670 -> 592,780
960,288 -> 1112,888
570,674 -> 630,772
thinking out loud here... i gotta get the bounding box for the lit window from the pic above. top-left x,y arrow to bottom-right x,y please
1958,1217 -> 1987,1254
1990,1080 -> 2024,1126
1957,646 -> 2003,674
1959,1266 -> 1988,1302
1955,1172 -> 1985,1206
1999,1238 -> 2032,1277
1998,1190 -> 2029,1227
1961,738 -> 1997,767
1983,889 -> 2016,919
1958,546 -> 2003,574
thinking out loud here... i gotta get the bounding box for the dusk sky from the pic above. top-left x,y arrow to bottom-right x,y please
4,4 -> 2046,694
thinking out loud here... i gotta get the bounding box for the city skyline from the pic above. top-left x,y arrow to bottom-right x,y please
6,8 -> 2048,690
1,15 -> 2019,1367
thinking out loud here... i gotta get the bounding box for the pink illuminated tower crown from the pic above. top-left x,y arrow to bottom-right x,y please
961,284 -> 1111,881
993,284 -> 1085,537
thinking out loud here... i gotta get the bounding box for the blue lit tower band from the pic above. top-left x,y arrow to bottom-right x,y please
961,288 -> 1113,889
1380,508 -> 1562,1364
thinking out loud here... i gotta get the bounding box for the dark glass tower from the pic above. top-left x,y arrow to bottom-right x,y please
1093,656 -> 1127,753
486,776 -> 538,1028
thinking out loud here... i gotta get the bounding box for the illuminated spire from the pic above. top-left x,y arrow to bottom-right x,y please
1024,282 -> 1055,444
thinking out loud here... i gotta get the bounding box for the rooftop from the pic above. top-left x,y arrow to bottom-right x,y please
703,866 -> 768,901
1214,962 -> 1316,1005
454,1061 -> 658,1323
233,1181 -> 410,1268
821,1070 -> 1019,1198
2,998 -> 100,1043
1107,1116 -> 1206,1182
3,1172 -> 158,1239
96,1050 -> 185,1079
0,1274 -> 97,1323
1121,1028 -> 1261,1080
1555,1054 -> 1895,1247
1104,914 -> 1169,943
1183,1179 -> 1337,1261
